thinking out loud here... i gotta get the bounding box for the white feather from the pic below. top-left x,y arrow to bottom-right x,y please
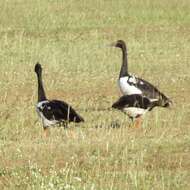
118,76 -> 142,95
36,100 -> 58,127
36,100 -> 49,109
150,98 -> 158,102
38,110 -> 58,127
123,107 -> 148,118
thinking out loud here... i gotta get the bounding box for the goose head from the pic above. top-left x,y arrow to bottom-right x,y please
35,63 -> 42,75
110,40 -> 127,50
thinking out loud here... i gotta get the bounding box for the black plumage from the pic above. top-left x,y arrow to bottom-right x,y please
38,100 -> 84,123
111,40 -> 172,108
127,76 -> 171,107
112,94 -> 153,111
34,63 -> 84,129
112,94 -> 159,125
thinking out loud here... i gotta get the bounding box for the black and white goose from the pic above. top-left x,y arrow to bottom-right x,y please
112,94 -> 159,128
34,63 -> 84,135
111,40 -> 172,108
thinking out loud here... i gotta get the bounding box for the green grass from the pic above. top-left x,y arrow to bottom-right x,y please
0,0 -> 190,189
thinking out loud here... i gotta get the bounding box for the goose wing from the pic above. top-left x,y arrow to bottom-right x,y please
112,94 -> 151,110
127,75 -> 171,106
40,100 -> 84,123
135,77 -> 163,99
126,75 -> 160,99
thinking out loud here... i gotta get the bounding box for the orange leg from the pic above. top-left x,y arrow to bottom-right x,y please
43,127 -> 50,137
66,129 -> 76,139
134,117 -> 142,128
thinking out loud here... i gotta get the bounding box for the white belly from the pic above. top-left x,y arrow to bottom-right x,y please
123,107 -> 147,118
38,110 -> 58,127
36,101 -> 58,127
118,77 -> 142,95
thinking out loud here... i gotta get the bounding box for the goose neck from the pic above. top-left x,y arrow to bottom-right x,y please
37,72 -> 47,102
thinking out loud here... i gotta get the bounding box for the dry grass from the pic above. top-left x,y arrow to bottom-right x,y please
0,0 -> 190,189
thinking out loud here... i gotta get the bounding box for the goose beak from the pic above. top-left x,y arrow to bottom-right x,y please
109,42 -> 117,47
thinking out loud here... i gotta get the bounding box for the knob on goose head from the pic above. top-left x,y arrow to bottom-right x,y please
111,40 -> 127,50
35,63 -> 42,74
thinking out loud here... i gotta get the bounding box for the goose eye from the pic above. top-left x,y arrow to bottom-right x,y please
41,104 -> 46,108
47,106 -> 51,110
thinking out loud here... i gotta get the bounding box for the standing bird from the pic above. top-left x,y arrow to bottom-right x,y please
112,94 -> 159,128
110,40 -> 172,108
34,63 -> 84,136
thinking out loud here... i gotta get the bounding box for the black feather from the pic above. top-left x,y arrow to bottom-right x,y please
40,100 -> 84,123
35,63 -> 84,128
112,94 -> 157,111
132,77 -> 171,107
112,39 -> 172,108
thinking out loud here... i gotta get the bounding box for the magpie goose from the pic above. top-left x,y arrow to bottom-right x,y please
111,40 -> 172,108
112,94 -> 159,128
34,63 -> 84,135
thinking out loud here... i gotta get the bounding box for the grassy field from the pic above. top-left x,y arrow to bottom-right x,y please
0,0 -> 190,189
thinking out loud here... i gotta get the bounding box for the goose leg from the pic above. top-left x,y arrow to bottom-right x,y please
134,117 -> 142,128
69,129 -> 76,139
43,127 -> 50,137
63,121 -> 69,128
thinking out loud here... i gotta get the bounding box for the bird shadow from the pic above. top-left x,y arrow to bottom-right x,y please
94,120 -> 122,129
